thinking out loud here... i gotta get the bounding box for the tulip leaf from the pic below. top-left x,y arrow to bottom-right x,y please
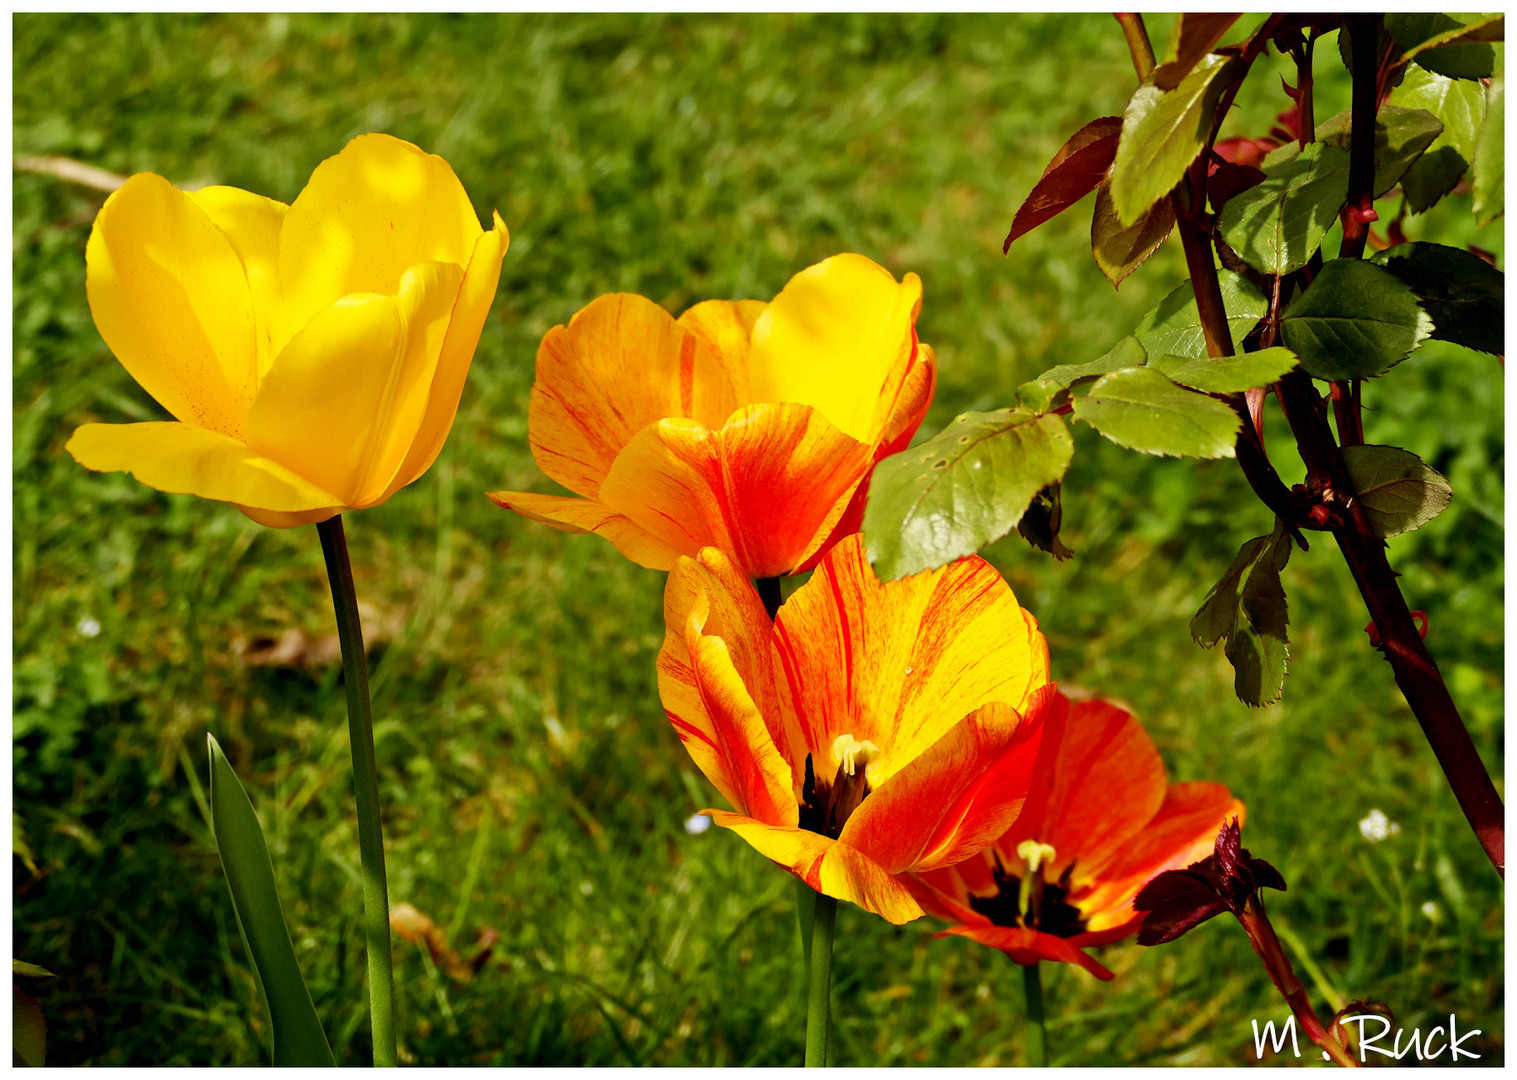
1389,65 -> 1486,212
1279,259 -> 1434,380
863,408 -> 1074,580
14,987 -> 46,1067
1073,367 -> 1241,459
209,735 -> 335,1067
1316,105 -> 1444,198
1191,524 -> 1292,707
1342,445 -> 1454,538
1005,116 -> 1122,249
1370,242 -> 1504,355
1132,270 -> 1268,359
1387,13 -> 1503,80
1017,334 -> 1148,411
1148,347 -> 1299,394
1091,180 -> 1177,288
1473,76 -> 1504,226
1110,53 -> 1242,226
1215,143 -> 1351,275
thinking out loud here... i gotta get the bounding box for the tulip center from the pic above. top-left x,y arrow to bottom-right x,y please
797,733 -> 880,840
968,842 -> 1088,938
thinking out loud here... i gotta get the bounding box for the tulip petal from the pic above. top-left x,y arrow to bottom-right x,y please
598,404 -> 874,580
772,535 -> 1052,786
839,700 -> 1038,875
746,253 -> 922,442
246,261 -> 463,507
487,490 -> 685,570
279,133 -> 482,336
187,186 -> 291,378
66,421 -> 343,511
86,172 -> 258,438
381,212 -> 510,500
528,293 -> 739,497
676,298 -> 767,403
237,504 -> 343,529
937,924 -> 1115,980
706,810 -> 924,925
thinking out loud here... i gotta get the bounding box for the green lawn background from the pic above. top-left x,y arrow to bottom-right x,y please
13,13 -> 1504,1066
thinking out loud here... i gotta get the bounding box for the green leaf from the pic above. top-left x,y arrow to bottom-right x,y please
1473,76 -> 1504,225
1017,334 -> 1147,410
1110,53 -> 1242,226
209,735 -> 335,1067
1370,242 -> 1504,355
1191,524 -> 1291,707
1073,367 -> 1240,458
1091,180 -> 1177,288
1279,259 -> 1434,379
1017,483 -> 1075,560
14,988 -> 46,1067
863,409 -> 1074,580
11,961 -> 55,980
1316,105 -> 1444,198
1389,65 -> 1487,212
1387,13 -> 1502,79
1148,347 -> 1299,393
1342,445 -> 1454,537
1215,143 -> 1351,274
1132,270 -> 1267,358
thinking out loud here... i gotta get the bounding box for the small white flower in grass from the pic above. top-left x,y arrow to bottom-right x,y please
77,616 -> 101,638
1358,808 -> 1400,843
684,813 -> 712,835
1421,900 -> 1442,923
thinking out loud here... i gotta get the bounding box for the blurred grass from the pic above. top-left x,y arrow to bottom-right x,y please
12,12 -> 1503,1067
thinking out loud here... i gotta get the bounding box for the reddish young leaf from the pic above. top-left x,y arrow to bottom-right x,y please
1207,153 -> 1267,211
1004,116 -> 1122,252
1154,13 -> 1242,90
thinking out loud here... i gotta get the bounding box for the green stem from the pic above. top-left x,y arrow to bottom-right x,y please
804,890 -> 837,1067
316,515 -> 397,1067
1022,961 -> 1047,1067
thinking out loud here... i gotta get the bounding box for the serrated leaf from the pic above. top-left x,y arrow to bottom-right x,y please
14,988 -> 46,1067
1018,334 -> 1147,409
1343,444 -> 1454,537
862,409 -> 1074,580
1388,13 -> 1502,79
1149,346 -> 1299,393
1073,367 -> 1241,458
1091,180 -> 1177,287
1133,270 -> 1267,358
1473,76 -> 1504,226
1389,65 -> 1486,212
1110,53 -> 1242,226
1280,258 -> 1434,379
1215,143 -> 1351,274
1154,13 -> 1241,89
1370,242 -> 1504,354
209,735 -> 335,1067
1005,116 -> 1122,249
1191,524 -> 1291,707
1317,105 -> 1444,198
1017,483 -> 1075,560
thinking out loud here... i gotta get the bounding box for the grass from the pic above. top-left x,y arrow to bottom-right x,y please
12,13 -> 1504,1067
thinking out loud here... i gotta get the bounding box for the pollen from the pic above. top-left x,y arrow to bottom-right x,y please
1017,839 -> 1057,876
832,733 -> 881,777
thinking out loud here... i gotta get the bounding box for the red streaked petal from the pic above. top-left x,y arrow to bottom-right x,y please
937,923 -> 1115,980
487,489 -> 685,570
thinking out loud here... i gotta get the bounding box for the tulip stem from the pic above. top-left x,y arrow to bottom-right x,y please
1021,961 -> 1048,1067
804,889 -> 837,1066
316,516 -> 397,1068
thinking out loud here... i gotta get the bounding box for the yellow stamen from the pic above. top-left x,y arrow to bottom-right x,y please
1017,839 -> 1057,875
1016,840 -> 1057,923
832,733 -> 880,777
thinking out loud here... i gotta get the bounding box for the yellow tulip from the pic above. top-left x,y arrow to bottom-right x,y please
67,133 -> 509,527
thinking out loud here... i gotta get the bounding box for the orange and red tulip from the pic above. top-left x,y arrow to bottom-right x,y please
489,254 -> 935,580
657,534 -> 1054,924
905,692 -> 1242,978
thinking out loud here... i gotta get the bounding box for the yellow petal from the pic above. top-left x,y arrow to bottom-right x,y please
486,489 -> 684,570
237,504 -> 343,529
186,186 -> 291,378
246,261 -> 463,507
66,421 -> 342,511
706,810 -> 925,925
279,133 -> 483,337
85,172 -> 257,438
528,293 -> 738,496
772,535 -> 1052,786
677,298 -> 767,403
746,253 -> 922,442
380,212 -> 510,501
597,404 -> 874,580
